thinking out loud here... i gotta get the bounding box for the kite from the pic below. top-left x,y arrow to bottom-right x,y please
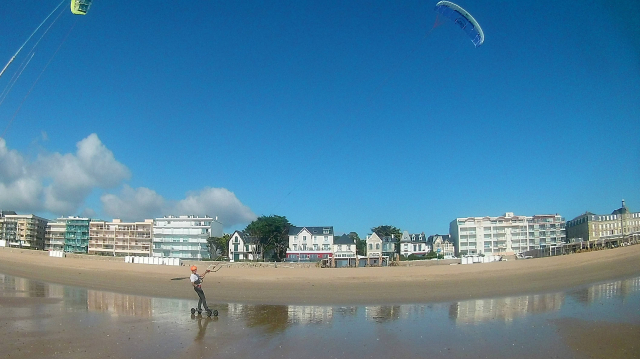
434,1 -> 484,47
71,0 -> 93,15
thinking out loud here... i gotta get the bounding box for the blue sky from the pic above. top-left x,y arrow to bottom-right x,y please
0,0 -> 638,237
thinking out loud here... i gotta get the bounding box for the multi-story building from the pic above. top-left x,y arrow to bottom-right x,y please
152,215 -> 223,259
399,231 -> 429,257
332,234 -> 357,267
286,226 -> 334,262
566,200 -> 640,243
45,220 -> 66,251
89,219 -> 154,256
430,234 -> 455,258
45,217 -> 91,253
0,211 -> 18,247
364,232 -> 396,265
449,212 -> 566,256
0,213 -> 49,250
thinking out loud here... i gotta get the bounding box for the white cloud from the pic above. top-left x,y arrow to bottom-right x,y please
174,187 -> 257,226
0,134 -> 129,215
101,186 -> 257,228
1,134 -> 257,229
101,185 -> 167,221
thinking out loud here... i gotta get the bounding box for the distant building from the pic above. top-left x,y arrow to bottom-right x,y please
0,211 -> 18,247
364,232 -> 395,265
399,231 -> 429,257
45,217 -> 91,253
45,220 -> 66,251
286,226 -> 334,262
228,230 -> 259,262
566,200 -> 640,243
333,234 -> 357,267
0,212 -> 48,249
152,215 -> 223,259
449,212 -> 566,256
88,219 -> 154,256
430,234 -> 455,258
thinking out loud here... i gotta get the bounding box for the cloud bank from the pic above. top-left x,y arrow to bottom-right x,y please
0,134 -> 256,228
101,186 -> 257,226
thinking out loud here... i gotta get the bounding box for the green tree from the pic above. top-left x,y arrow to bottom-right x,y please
350,232 -> 366,255
245,215 -> 292,261
371,225 -> 402,238
207,233 -> 230,260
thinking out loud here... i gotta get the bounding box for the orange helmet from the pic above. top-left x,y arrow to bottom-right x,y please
190,265 -> 197,271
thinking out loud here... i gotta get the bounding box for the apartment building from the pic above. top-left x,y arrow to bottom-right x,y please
152,215 -> 223,259
45,220 -> 66,251
45,217 -> 91,253
449,212 -> 566,256
0,213 -> 49,249
89,219 -> 154,256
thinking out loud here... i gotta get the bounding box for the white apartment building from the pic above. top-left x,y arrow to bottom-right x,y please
152,215 -> 223,259
449,212 -> 566,256
45,220 -> 66,251
89,219 -> 154,256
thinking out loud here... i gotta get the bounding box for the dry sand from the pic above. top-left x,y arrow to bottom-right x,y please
1,245 -> 639,305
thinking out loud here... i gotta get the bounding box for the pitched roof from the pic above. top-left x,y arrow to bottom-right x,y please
334,234 -> 355,245
288,226 -> 334,236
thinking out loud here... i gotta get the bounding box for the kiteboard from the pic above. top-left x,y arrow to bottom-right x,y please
191,308 -> 218,317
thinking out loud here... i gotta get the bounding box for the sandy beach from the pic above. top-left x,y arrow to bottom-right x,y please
1,245 -> 639,305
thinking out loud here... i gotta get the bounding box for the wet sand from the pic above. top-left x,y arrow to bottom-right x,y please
1,270 -> 640,359
0,245 -> 639,305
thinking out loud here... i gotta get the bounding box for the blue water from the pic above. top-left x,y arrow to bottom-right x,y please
1,274 -> 639,359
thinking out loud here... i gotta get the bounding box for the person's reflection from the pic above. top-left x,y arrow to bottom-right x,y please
191,313 -> 217,341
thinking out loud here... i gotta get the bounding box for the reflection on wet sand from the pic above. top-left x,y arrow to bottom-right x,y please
569,276 -> 640,304
88,291 -> 153,317
449,292 -> 565,325
3,274 -> 640,328
1,274 -> 639,359
366,305 -> 401,322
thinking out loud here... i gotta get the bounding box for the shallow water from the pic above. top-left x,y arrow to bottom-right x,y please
0,274 -> 639,359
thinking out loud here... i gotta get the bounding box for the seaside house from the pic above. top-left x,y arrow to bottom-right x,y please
399,231 -> 429,257
332,234 -> 357,267
365,232 -> 393,266
286,226 -> 334,262
228,230 -> 259,262
430,234 -> 455,258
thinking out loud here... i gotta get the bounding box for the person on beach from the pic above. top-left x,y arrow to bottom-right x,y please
190,265 -> 212,315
